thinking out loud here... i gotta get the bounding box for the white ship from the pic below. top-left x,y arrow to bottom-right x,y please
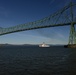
39,42 -> 50,47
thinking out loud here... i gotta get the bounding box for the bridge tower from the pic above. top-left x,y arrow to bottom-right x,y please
68,22 -> 76,44
68,2 -> 76,45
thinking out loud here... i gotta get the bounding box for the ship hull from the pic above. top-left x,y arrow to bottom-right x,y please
39,43 -> 50,47
39,45 -> 50,47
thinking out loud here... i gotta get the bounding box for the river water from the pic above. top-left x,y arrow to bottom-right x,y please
0,45 -> 76,75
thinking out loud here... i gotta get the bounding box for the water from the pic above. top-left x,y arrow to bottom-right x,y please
0,45 -> 76,75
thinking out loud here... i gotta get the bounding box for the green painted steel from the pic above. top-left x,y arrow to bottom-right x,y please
68,23 -> 75,44
68,23 -> 76,44
0,2 -> 76,44
68,2 -> 76,44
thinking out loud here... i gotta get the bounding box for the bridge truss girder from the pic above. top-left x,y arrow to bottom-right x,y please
0,2 -> 76,44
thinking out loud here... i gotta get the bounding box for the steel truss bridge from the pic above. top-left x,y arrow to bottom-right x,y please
0,2 -> 76,44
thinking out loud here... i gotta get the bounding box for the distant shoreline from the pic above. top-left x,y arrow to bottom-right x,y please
0,44 -> 66,47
